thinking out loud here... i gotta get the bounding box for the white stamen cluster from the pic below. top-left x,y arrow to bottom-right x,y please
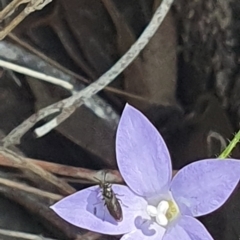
147,200 -> 169,226
146,199 -> 179,227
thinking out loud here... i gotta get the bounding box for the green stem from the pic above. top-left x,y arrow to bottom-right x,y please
218,130 -> 240,159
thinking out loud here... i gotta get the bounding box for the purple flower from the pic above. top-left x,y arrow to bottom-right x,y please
51,104 -> 240,239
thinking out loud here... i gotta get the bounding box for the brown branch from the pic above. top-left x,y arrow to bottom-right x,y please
0,153 -> 178,182
0,185 -> 102,240
30,161 -> 124,183
0,148 -> 76,195
1,155 -> 123,182
0,177 -> 62,201
0,155 -> 123,183
0,228 -> 57,240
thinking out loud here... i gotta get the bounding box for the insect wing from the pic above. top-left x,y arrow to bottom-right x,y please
106,194 -> 123,222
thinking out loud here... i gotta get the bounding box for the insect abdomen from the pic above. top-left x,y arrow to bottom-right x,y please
105,194 -> 123,222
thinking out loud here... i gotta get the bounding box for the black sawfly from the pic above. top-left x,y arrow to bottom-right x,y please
94,171 -> 123,222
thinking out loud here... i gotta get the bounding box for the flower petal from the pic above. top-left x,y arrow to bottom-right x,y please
120,221 -> 165,240
116,104 -> 172,197
163,216 -> 213,240
162,224 -> 191,240
178,215 -> 214,240
51,185 -> 147,235
171,159 -> 240,216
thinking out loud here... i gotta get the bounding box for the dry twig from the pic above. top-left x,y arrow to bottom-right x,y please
8,32 -> 148,102
0,59 -> 73,90
0,0 -> 52,40
2,0 -> 174,146
0,40 -> 120,129
0,149 -> 75,195
0,228 -> 57,240
0,153 -> 178,181
0,0 -> 29,21
0,185 -> 100,240
0,155 -> 124,183
0,177 -> 62,201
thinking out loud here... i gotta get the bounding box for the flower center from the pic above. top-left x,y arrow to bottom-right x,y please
146,199 -> 179,227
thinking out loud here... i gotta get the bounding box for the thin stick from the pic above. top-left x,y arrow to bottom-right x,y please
0,0 -> 52,40
0,0 -> 29,20
8,32 -> 148,102
0,149 -> 76,195
0,228 -> 56,240
0,154 -> 179,181
0,153 -> 124,183
0,59 -> 73,90
0,185 -> 100,240
28,160 -> 124,183
3,0 -> 174,145
0,177 -> 62,201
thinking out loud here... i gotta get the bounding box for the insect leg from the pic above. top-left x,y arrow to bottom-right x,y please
117,198 -> 128,208
103,207 -> 106,222
93,207 -> 97,215
93,201 -> 101,206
